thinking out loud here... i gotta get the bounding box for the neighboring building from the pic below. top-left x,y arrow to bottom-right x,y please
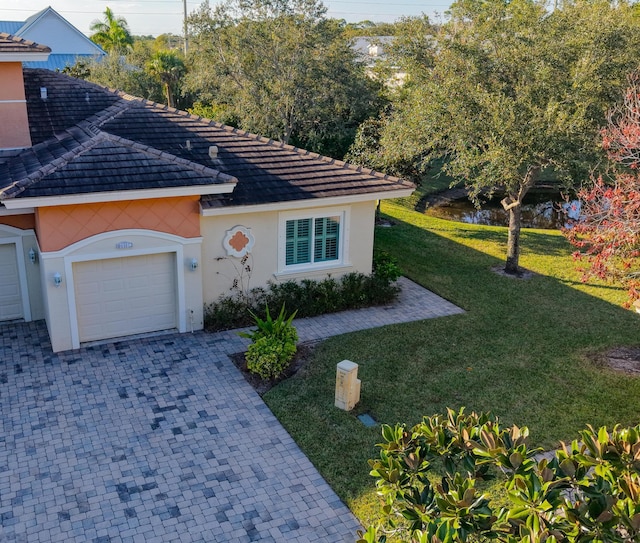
351,36 -> 407,87
0,7 -> 104,71
0,34 -> 414,352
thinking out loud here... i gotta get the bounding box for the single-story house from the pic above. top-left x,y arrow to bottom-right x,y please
0,7 -> 105,71
0,33 -> 414,353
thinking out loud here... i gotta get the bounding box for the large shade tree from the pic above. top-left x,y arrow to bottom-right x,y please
89,7 -> 134,54
374,0 -> 640,274
185,0 -> 383,157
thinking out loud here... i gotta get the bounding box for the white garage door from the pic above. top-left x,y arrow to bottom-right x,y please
0,243 -> 23,321
74,253 -> 177,342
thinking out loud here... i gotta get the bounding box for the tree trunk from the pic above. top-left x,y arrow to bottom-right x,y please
501,166 -> 540,275
165,84 -> 174,108
505,202 -> 522,275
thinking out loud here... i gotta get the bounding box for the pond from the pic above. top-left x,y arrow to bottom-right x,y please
426,191 -> 580,230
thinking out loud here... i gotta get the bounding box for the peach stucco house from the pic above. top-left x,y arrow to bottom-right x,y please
0,34 -> 414,352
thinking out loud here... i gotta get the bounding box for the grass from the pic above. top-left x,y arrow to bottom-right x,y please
262,201 -> 640,528
393,157 -> 460,209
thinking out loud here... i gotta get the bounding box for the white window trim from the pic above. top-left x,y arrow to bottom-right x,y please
277,207 -> 350,274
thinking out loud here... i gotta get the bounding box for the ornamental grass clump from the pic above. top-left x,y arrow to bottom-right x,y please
239,304 -> 298,380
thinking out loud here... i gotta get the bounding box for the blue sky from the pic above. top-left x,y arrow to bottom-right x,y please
0,1 -> 451,37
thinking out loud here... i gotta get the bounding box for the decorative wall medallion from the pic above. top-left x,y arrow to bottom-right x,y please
223,226 -> 255,257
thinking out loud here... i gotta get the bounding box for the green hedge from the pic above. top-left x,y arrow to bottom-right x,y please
204,251 -> 402,331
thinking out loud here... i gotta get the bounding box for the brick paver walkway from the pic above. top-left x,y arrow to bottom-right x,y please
0,278 -> 463,542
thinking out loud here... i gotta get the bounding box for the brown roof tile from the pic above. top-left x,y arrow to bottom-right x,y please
0,69 -> 414,205
0,32 -> 51,54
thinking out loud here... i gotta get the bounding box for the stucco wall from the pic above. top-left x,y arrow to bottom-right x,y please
200,201 -> 376,303
36,197 -> 201,252
0,63 -> 31,149
0,213 -> 36,230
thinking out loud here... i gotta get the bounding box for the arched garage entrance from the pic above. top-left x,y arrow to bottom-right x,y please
40,229 -> 203,352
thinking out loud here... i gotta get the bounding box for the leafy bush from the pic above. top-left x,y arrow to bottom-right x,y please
203,293 -> 255,330
244,335 -> 297,380
373,249 -> 402,282
239,304 -> 298,380
204,260 -> 401,331
359,408 -> 640,543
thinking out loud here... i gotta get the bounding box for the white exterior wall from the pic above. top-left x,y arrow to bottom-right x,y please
200,201 -> 377,303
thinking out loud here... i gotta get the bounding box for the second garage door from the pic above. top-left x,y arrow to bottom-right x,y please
74,253 -> 177,343
0,243 -> 23,321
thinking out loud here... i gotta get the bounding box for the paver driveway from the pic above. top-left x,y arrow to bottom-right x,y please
0,322 -> 361,543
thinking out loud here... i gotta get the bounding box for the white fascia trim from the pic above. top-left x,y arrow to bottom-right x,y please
2,183 -> 236,209
0,53 -> 50,61
39,229 -> 202,260
0,146 -> 29,152
200,188 -> 415,216
0,99 -> 27,104
0,207 -> 34,216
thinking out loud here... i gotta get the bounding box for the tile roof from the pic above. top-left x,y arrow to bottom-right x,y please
0,129 -> 235,199
22,69 -> 121,145
0,68 -> 413,206
0,33 -> 51,54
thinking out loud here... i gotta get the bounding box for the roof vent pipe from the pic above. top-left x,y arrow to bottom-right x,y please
185,140 -> 191,151
209,145 -> 218,159
40,87 -> 47,100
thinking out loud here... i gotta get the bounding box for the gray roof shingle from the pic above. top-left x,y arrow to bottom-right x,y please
0,69 -> 413,206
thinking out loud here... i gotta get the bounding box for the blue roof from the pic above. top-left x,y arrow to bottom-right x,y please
23,53 -> 100,71
0,21 -> 23,34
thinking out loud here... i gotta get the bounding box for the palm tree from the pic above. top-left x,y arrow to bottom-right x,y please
146,51 -> 186,107
90,7 -> 134,54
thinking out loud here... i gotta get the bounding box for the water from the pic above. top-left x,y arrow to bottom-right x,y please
426,191 -> 580,230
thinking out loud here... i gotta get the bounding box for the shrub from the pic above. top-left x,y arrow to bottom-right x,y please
360,408 -> 640,543
372,249 -> 402,282
239,304 -> 298,380
203,293 -> 254,330
337,272 -> 369,307
204,261 -> 402,331
244,335 -> 297,380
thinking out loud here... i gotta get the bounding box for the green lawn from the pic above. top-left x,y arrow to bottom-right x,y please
263,201 -> 640,527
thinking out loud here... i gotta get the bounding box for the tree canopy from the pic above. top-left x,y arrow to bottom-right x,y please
362,0 -> 640,274
89,7 -> 134,54
146,51 -> 186,107
185,0 -> 383,158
